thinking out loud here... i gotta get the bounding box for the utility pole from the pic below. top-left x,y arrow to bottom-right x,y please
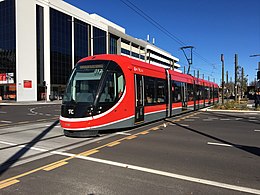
180,46 -> 194,75
241,67 -> 244,98
226,71 -> 229,99
226,71 -> 228,84
221,54 -> 224,105
235,54 -> 238,102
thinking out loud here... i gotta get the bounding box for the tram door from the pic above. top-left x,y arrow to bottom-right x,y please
135,74 -> 144,124
182,83 -> 188,111
166,70 -> 172,117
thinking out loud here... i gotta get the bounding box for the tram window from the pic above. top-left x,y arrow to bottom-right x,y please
214,88 -> 219,98
157,80 -> 166,103
144,77 -> 156,105
205,87 -> 210,99
117,73 -> 124,98
187,84 -> 193,101
210,87 -> 213,99
201,86 -> 205,100
187,84 -> 194,101
99,72 -> 116,103
172,81 -> 182,103
144,77 -> 166,105
196,85 -> 202,100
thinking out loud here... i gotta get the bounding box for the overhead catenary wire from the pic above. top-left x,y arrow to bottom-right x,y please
120,0 -> 218,76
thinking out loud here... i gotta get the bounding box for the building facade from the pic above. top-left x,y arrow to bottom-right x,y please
0,0 -> 180,102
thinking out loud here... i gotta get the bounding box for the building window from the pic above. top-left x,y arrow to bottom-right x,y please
0,0 -> 16,100
74,18 -> 89,64
93,27 -> 107,55
121,48 -> 130,55
50,8 -> 72,86
131,52 -> 139,58
36,5 -> 44,85
109,34 -> 118,54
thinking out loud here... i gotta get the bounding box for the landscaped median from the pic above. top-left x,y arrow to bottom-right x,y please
211,100 -> 260,111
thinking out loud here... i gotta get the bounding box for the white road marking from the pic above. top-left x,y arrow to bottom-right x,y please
45,125 -> 61,128
29,108 -> 37,114
249,120 -> 258,122
0,120 -> 12,123
190,116 -> 199,119
27,113 -> 36,116
203,119 -> 213,121
235,118 -> 243,120
76,156 -> 260,195
207,142 -> 233,147
179,124 -> 189,127
184,119 -> 194,122
115,132 -> 132,135
249,117 -> 256,119
0,141 -> 49,152
0,141 -> 17,146
220,118 -> 231,121
0,111 -> 7,114
254,130 -> 260,132
1,141 -> 260,194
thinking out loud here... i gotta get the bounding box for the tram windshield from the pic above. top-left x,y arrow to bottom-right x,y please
62,60 -> 125,116
63,62 -> 104,104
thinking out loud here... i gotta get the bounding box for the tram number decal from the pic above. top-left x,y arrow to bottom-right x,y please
68,109 -> 74,115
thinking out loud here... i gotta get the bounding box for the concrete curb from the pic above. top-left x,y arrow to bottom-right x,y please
0,101 -> 61,106
201,108 -> 260,113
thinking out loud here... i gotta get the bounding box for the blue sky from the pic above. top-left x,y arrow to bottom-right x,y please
64,0 -> 260,85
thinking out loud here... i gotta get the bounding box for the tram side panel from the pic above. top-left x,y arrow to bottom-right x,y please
132,64 -> 168,125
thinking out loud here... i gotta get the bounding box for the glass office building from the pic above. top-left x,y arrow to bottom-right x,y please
0,0 -> 179,102
0,0 -> 16,100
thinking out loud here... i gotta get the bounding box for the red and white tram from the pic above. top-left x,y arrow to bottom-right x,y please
60,54 -> 219,137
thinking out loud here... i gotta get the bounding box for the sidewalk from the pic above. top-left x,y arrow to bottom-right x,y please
0,100 -> 62,106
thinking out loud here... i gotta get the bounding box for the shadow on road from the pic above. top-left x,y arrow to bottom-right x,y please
165,119 -> 260,157
202,111 -> 260,125
0,120 -> 59,176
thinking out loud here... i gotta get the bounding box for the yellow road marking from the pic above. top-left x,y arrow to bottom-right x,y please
0,120 -> 175,189
0,157 -> 73,187
0,179 -> 20,189
125,135 -> 137,140
43,161 -> 68,171
80,149 -> 99,156
106,141 -> 121,147
151,127 -> 159,131
138,131 -> 149,135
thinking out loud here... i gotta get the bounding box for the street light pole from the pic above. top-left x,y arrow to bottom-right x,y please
249,54 -> 260,90
221,54 -> 224,105
235,54 -> 238,102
